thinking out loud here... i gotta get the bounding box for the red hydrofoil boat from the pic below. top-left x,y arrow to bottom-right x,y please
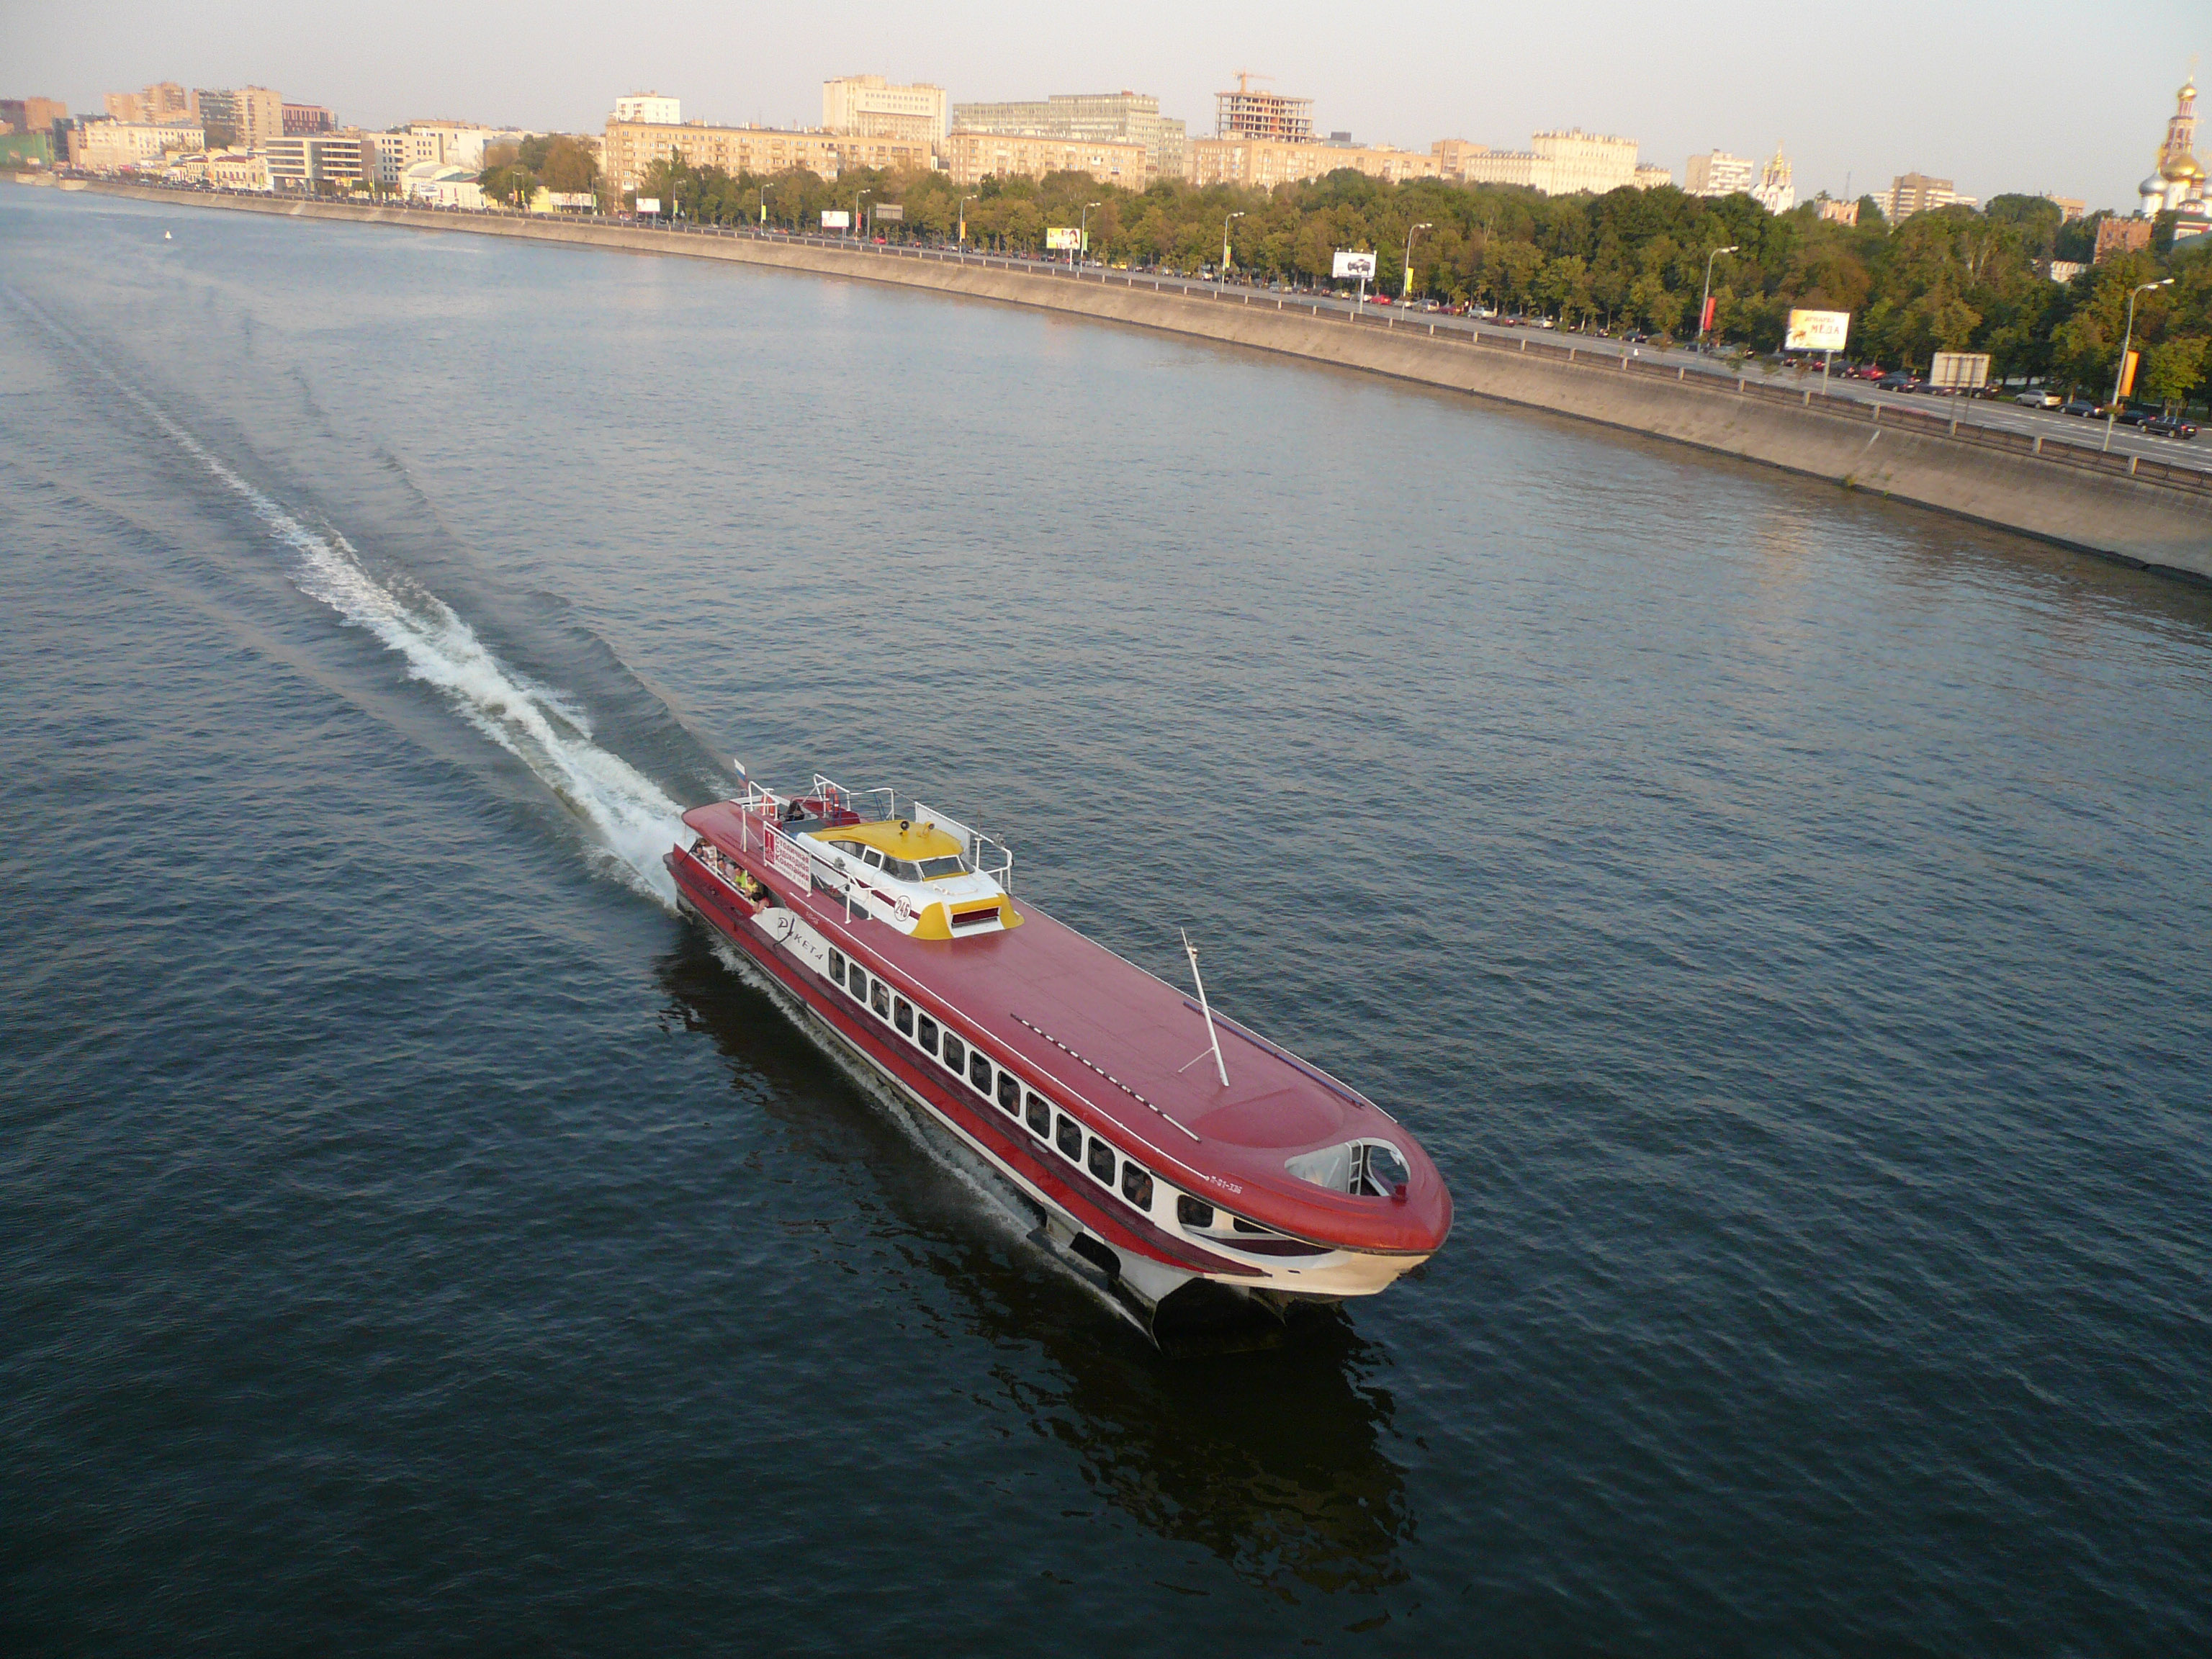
666,771 -> 1451,1342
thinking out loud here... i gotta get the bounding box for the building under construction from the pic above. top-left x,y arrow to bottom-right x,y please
1215,73 -> 1313,142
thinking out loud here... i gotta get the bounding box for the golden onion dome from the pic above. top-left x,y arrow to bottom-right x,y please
2168,153 -> 2207,182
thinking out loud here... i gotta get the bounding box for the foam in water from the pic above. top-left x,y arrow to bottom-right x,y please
14,289 -> 689,906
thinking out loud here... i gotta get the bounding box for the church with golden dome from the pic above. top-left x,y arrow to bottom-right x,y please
2139,76 -> 2208,225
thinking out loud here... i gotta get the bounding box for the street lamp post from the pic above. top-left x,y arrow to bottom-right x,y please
1079,200 -> 1101,269
1223,210 -> 1244,281
2104,277 -> 2172,451
1403,220 -> 1433,304
1697,244 -> 1739,354
958,194 -> 978,251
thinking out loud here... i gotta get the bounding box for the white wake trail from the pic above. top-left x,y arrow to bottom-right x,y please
22,292 -> 689,906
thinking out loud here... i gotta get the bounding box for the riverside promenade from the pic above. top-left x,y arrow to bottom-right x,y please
64,181 -> 2212,583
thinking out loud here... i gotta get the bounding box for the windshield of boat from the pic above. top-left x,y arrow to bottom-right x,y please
916,855 -> 968,879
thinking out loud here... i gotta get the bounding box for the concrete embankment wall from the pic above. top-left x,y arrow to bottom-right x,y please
68,182 -> 2212,583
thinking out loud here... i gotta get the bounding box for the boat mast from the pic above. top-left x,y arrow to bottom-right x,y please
1177,929 -> 1231,1089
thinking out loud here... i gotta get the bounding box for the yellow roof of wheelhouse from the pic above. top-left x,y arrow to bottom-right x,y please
804,819 -> 966,860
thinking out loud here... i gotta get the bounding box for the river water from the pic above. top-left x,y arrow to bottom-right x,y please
3,189 -> 2208,1653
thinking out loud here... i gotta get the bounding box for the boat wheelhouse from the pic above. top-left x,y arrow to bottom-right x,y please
667,772 -> 1451,1342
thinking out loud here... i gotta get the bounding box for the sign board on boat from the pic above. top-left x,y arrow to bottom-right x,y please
820,210 -> 851,230
1332,250 -> 1377,280
763,822 -> 812,885
1784,308 -> 1851,351
1928,351 -> 1991,391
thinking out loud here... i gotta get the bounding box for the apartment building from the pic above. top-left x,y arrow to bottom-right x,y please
1879,171 -> 1977,221
1685,150 -> 1754,197
951,91 -> 1185,180
615,94 -> 680,125
1188,135 -> 1438,188
822,76 -> 948,145
70,120 -> 206,170
942,130 -> 1148,188
1,97 -> 71,138
602,115 -> 932,193
283,104 -> 336,135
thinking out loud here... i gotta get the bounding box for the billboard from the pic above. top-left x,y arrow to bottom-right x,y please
820,210 -> 851,230
871,203 -> 904,222
1928,351 -> 1992,391
1045,226 -> 1084,251
1784,308 -> 1851,351
1332,250 -> 1377,280
547,192 -> 594,210
634,197 -> 660,215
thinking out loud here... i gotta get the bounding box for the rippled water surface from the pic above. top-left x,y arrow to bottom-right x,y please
4,190 -> 2209,1654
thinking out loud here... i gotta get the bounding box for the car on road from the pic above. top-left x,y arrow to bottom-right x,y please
2142,415 -> 2200,439
1623,331 -> 1651,344
1876,372 -> 1922,391
2060,399 -> 2100,417
2014,390 -> 2063,408
1847,364 -> 1888,380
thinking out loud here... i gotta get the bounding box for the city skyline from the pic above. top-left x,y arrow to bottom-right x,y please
5,0 -> 2206,212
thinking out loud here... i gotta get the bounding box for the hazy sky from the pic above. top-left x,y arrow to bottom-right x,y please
8,0 -> 2206,210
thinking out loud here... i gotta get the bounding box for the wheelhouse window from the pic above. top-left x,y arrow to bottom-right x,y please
916,855 -> 967,879
829,950 -> 846,986
1055,1117 -> 1082,1161
968,1051 -> 992,1094
1024,1092 -> 1051,1137
1087,1138 -> 1115,1186
995,1073 -> 1020,1115
871,980 -> 890,1019
916,1015 -> 940,1056
943,1034 -> 966,1073
1121,1163 -> 1154,1210
1177,1196 -> 1215,1229
894,997 -> 914,1037
884,857 -> 922,881
863,848 -> 885,869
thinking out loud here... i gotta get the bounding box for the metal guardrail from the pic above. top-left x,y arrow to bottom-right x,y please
91,181 -> 2212,497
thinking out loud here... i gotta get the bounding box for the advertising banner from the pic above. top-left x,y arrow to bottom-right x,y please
1699,295 -> 1717,333
871,203 -> 904,222
2118,350 -> 2139,399
1784,308 -> 1851,351
1332,250 -> 1377,280
1928,351 -> 1992,390
820,210 -> 851,230
634,197 -> 660,215
1045,227 -> 1084,251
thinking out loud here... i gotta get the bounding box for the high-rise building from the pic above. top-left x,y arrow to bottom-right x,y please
104,82 -> 192,125
950,91 -> 1185,180
283,104 -> 335,135
822,76 -> 948,145
613,93 -> 680,126
194,86 -> 282,148
1684,150 -> 1754,197
1750,145 -> 1794,213
0,97 -> 70,138
1215,73 -> 1313,142
1879,171 -> 1977,221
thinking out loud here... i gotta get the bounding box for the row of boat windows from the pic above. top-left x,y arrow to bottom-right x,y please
828,948 -> 1156,1213
822,840 -> 968,883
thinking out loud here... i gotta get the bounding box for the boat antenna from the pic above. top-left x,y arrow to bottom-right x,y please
1176,929 -> 1231,1088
